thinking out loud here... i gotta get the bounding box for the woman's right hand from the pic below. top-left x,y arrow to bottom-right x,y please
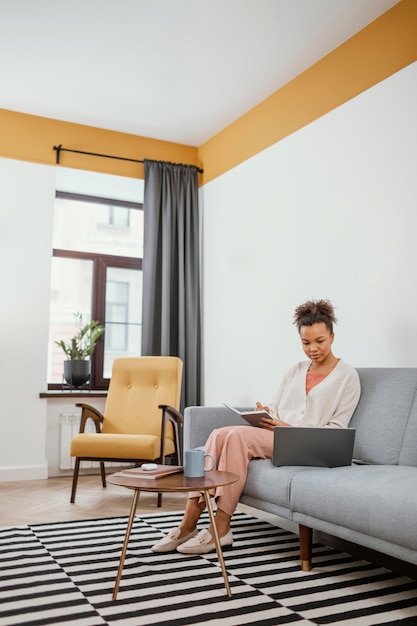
256,402 -> 291,429
256,402 -> 275,430
255,401 -> 271,415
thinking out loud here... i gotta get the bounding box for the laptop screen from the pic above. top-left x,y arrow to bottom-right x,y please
272,427 -> 355,467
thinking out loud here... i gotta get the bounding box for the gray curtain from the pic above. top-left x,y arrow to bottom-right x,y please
142,159 -> 201,410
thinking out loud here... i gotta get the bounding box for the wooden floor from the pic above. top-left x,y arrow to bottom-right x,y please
0,473 -> 281,530
0,474 -> 189,527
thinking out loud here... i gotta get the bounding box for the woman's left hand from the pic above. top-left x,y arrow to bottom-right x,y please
258,416 -> 290,430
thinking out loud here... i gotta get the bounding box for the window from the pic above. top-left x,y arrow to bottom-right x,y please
47,192 -> 143,389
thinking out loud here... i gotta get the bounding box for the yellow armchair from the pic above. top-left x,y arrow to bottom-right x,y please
70,356 -> 183,503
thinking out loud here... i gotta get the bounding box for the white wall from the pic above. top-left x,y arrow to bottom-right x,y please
0,158 -> 55,479
202,61 -> 417,406
0,163 -> 143,481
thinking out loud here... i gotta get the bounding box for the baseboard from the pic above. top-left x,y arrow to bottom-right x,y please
316,530 -> 417,581
0,464 -> 48,482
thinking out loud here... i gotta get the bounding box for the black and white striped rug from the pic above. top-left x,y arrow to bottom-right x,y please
1,511 -> 417,626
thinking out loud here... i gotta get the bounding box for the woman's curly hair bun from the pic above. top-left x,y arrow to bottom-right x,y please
293,299 -> 337,332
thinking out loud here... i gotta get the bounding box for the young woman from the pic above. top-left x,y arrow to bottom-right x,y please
152,299 -> 361,555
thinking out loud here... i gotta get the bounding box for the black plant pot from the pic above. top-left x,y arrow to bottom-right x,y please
63,360 -> 91,388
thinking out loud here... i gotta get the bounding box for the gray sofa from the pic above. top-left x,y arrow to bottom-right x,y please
183,368 -> 417,571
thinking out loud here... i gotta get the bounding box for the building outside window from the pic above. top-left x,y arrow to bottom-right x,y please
47,191 -> 143,389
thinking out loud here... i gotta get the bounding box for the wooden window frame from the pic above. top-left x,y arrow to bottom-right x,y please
48,193 -> 143,391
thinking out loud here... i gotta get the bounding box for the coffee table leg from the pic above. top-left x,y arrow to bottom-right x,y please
203,491 -> 232,597
112,489 -> 140,600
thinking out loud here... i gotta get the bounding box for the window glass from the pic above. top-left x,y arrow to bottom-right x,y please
104,267 -> 142,377
53,195 -> 143,258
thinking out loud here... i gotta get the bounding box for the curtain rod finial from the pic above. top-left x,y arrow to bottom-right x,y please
53,144 -> 62,164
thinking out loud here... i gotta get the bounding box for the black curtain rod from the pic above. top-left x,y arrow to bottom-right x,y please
53,144 -> 203,173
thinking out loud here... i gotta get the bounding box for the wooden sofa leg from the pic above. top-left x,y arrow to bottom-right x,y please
70,458 -> 81,503
299,524 -> 312,571
157,493 -> 163,507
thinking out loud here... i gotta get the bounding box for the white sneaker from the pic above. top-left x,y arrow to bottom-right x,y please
151,527 -> 198,553
177,528 -> 233,554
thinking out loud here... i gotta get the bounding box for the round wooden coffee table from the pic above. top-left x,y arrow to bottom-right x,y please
107,470 -> 239,599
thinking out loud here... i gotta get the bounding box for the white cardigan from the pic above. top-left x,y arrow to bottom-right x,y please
270,359 -> 361,428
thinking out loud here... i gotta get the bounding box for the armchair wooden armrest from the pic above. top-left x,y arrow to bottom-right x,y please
75,403 -> 104,433
159,404 -> 184,464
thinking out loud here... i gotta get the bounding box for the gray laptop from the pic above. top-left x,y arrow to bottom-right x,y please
272,427 -> 355,467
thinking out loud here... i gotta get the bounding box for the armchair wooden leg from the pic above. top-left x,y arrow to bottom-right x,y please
157,493 -> 163,507
70,458 -> 81,503
100,462 -> 106,487
299,524 -> 312,571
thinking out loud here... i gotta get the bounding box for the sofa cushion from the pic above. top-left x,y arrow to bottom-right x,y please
244,459 -> 315,518
351,368 -> 417,465
290,464 -> 417,552
399,391 -> 417,467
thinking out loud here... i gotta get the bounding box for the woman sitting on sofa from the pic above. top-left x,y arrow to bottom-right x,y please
152,298 -> 361,555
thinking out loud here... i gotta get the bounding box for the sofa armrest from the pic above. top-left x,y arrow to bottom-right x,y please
183,406 -> 248,449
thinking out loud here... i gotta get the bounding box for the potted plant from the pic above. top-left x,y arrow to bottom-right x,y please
55,312 -> 105,388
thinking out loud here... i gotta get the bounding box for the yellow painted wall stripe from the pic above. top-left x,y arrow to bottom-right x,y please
198,0 -> 417,185
0,109 -> 199,180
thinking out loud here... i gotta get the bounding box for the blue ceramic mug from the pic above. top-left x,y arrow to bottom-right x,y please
184,449 -> 216,477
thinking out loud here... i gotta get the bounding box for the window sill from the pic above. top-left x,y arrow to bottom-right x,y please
39,391 -> 108,398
